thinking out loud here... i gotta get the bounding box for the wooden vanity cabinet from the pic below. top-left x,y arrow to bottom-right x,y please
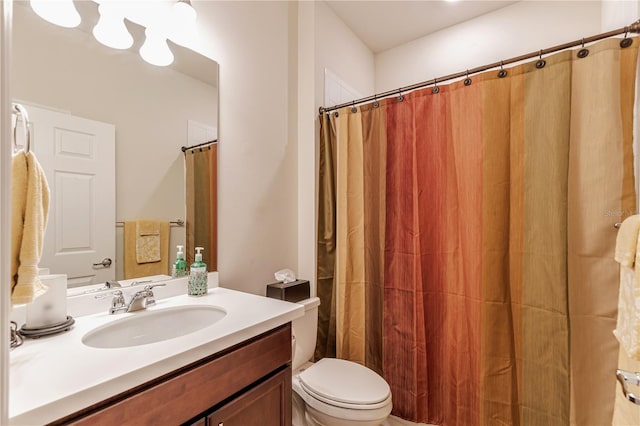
51,323 -> 292,426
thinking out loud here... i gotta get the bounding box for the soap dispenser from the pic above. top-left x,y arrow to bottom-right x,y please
171,245 -> 187,278
188,247 -> 207,296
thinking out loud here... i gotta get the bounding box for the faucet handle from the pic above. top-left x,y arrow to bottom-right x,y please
143,283 -> 166,291
143,283 -> 166,306
109,290 -> 126,314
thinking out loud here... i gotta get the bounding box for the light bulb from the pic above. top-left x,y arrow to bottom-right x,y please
30,0 -> 81,28
93,4 -> 133,50
140,28 -> 174,67
173,0 -> 197,27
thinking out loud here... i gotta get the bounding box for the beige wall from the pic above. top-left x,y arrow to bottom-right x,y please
314,0 -> 375,107
193,1 -> 298,295
375,1 -> 602,93
189,1 -> 373,296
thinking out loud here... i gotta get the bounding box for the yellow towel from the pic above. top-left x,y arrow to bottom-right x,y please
135,219 -> 161,263
615,215 -> 640,267
614,215 -> 640,360
124,220 -> 169,279
11,151 -> 50,305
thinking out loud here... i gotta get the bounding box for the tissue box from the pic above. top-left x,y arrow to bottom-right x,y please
266,280 -> 310,303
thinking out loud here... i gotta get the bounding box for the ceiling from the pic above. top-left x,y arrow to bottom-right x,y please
326,0 -> 519,53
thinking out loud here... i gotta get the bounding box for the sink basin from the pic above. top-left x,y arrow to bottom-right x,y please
82,305 -> 227,349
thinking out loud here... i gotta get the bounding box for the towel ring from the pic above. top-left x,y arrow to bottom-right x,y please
12,103 -> 31,154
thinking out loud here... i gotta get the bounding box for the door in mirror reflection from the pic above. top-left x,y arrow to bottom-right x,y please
25,104 -> 116,287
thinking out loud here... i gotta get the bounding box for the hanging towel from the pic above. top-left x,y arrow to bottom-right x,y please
614,215 -> 640,360
135,219 -> 161,263
123,220 -> 169,279
11,151 -> 50,305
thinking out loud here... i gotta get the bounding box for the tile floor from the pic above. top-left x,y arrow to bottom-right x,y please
384,415 -> 434,426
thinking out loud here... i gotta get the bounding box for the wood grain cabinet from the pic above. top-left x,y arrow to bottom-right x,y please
51,324 -> 292,426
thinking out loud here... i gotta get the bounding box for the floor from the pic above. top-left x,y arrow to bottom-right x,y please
384,415 -> 434,426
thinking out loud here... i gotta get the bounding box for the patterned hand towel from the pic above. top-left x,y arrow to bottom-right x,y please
135,219 -> 161,264
614,215 -> 640,360
124,221 -> 169,279
11,151 -> 50,305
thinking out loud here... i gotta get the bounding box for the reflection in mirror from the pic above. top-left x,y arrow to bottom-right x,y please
12,2 -> 219,289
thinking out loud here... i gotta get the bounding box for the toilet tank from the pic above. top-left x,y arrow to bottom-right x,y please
292,297 -> 320,371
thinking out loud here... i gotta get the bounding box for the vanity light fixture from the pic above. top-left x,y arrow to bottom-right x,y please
29,0 -> 196,67
30,0 -> 81,28
93,3 -> 134,50
173,0 -> 197,26
139,28 -> 175,67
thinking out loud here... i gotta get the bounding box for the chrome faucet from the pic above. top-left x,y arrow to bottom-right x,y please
109,283 -> 166,314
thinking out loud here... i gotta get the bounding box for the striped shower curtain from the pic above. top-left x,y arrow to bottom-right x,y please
185,144 -> 218,270
317,37 -> 639,425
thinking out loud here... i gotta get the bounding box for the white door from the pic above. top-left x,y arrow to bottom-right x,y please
18,104 -> 116,288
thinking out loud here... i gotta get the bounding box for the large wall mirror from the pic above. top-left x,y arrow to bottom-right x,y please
12,2 -> 218,290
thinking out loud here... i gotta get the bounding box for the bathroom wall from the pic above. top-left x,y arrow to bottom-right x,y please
375,1 -> 602,92
192,1 -> 299,295
314,0 -> 375,107
191,1 -> 373,296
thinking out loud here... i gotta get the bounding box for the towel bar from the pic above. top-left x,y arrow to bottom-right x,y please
617,369 -> 640,405
115,219 -> 184,227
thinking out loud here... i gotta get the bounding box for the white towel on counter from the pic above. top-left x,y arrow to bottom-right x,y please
613,215 -> 640,360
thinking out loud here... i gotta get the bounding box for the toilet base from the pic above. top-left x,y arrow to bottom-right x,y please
304,403 -> 387,426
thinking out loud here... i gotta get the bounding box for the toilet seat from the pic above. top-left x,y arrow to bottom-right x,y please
298,358 -> 391,410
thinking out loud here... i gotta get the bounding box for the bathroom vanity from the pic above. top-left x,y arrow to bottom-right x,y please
57,324 -> 291,425
9,277 -> 303,426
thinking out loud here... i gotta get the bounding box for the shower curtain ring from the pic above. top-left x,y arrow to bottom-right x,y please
373,94 -> 380,108
397,88 -> 404,102
464,69 -> 472,86
432,78 -> 439,94
536,50 -> 546,69
620,27 -> 633,48
498,61 -> 507,78
351,101 -> 357,113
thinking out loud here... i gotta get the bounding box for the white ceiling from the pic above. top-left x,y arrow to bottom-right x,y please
326,0 -> 519,53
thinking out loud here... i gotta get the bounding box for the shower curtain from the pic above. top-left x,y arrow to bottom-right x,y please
317,37 -> 639,425
185,144 -> 218,270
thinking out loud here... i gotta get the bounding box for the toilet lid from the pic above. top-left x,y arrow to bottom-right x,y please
299,358 -> 390,406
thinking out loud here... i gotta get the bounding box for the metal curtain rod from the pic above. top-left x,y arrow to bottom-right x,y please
319,19 -> 640,114
181,139 -> 218,152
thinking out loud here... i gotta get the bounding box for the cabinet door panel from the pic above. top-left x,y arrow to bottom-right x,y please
208,367 -> 292,426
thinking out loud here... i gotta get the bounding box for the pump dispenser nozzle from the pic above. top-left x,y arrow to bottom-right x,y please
195,247 -> 204,262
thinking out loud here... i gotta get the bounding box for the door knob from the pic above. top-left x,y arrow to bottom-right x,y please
93,258 -> 112,268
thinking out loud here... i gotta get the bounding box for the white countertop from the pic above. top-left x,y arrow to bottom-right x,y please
9,281 -> 304,425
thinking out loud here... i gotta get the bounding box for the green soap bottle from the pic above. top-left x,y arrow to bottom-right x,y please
172,245 -> 187,278
188,247 -> 208,296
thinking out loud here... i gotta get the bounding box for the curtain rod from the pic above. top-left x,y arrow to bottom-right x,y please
181,139 -> 218,152
319,19 -> 640,114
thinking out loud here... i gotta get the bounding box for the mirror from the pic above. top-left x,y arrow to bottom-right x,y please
11,2 -> 218,289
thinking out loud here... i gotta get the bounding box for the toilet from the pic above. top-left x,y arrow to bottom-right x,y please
291,297 -> 392,426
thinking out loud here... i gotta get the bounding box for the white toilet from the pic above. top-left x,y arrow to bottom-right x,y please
291,297 -> 392,426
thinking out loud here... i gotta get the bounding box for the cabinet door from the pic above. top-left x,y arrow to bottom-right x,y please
208,367 -> 292,426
